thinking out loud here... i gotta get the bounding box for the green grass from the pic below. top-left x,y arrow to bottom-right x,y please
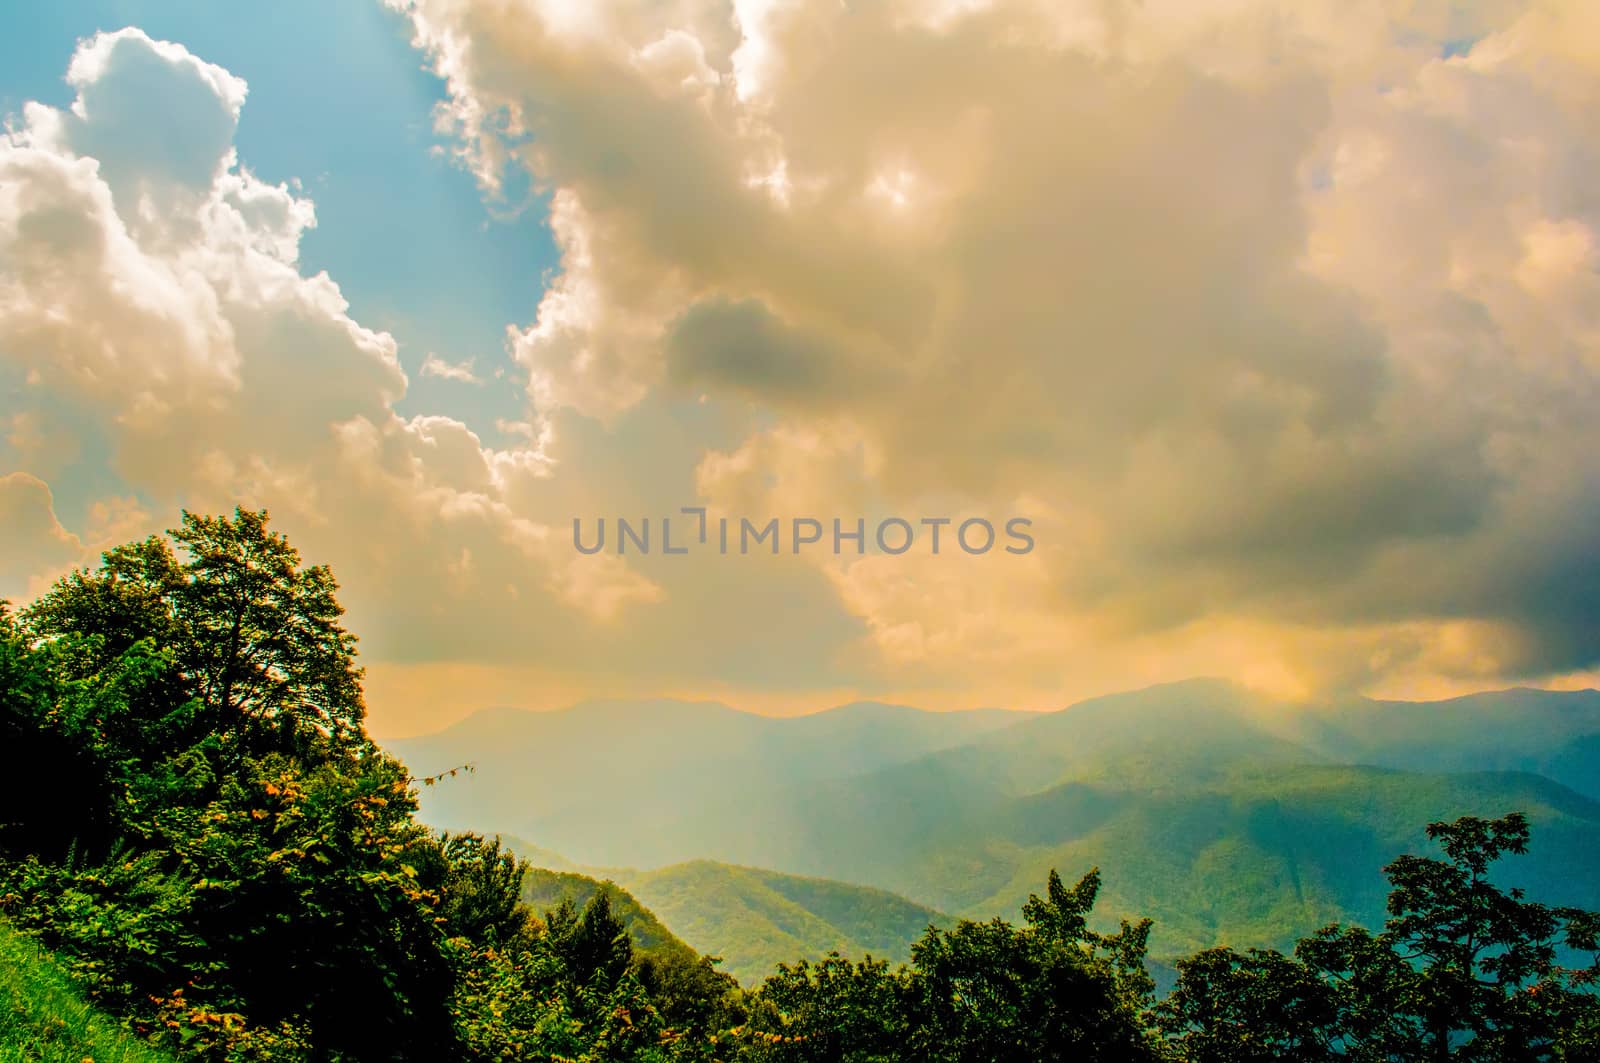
0,921 -> 171,1063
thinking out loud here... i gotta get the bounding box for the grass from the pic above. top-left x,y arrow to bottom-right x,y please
0,921 -> 170,1063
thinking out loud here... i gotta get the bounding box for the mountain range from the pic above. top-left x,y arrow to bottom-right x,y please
391,680 -> 1600,972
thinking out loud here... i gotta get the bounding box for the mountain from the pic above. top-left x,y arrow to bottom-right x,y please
947,765 -> 1600,957
1274,688 -> 1600,800
392,699 -> 1026,867
601,861 -> 950,985
395,680 -> 1600,965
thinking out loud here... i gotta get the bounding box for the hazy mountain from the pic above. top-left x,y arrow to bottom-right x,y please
392,698 -> 1026,866
948,765 -> 1600,957
1275,688 -> 1600,799
396,679 -> 1600,963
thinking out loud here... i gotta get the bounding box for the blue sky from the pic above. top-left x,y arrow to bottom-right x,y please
1,0 -> 555,465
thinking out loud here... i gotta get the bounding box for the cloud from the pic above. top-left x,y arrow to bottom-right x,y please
0,473 -> 150,603
7,6 -> 1600,730
419,352 -> 484,384
388,0 -> 1600,697
0,473 -> 84,601
664,296 -> 884,408
0,30 -> 662,683
0,27 -> 872,734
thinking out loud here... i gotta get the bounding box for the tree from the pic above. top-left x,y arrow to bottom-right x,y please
546,887 -> 635,998
0,602 -> 195,862
1300,813 -> 1600,1061
25,508 -> 368,762
1160,813 -> 1600,1062
1156,946 -> 1339,1061
907,868 -> 1160,1062
431,832 -> 533,946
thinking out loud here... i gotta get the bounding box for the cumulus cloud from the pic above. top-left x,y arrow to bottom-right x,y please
0,26 -> 879,735
0,473 -> 151,603
388,0 -> 1600,698
0,28 -> 681,709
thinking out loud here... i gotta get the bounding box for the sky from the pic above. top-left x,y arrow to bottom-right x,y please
2,0 -> 1599,738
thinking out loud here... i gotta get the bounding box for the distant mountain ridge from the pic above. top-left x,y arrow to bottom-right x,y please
395,680 -> 1600,964
392,697 -> 1028,867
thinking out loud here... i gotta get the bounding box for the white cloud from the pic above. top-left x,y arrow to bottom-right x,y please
419,352 -> 483,383
0,28 -> 670,689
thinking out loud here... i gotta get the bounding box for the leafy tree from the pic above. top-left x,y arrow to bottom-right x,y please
430,832 -> 533,946
1156,946 -> 1340,1061
0,603 -> 195,862
24,508 -> 368,764
1160,813 -> 1600,1062
908,869 -> 1159,1062
168,510 -> 366,757
633,946 -> 744,1047
740,954 -> 914,1062
1302,813 -> 1600,1061
743,868 -> 1159,1063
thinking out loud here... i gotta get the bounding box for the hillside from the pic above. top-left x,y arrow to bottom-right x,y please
0,921 -> 172,1063
603,861 -> 951,984
1281,688 -> 1600,800
406,680 -> 1600,964
519,868 -> 699,960
950,765 -> 1600,957
509,844 -> 950,985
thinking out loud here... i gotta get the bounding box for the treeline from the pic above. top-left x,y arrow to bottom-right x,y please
1,510 -> 1597,1061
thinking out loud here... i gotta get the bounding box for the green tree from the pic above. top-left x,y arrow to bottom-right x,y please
24,508 -> 368,764
546,887 -> 635,998
740,953 -> 913,1062
908,870 -> 1159,1062
1301,813 -> 1600,1061
741,868 -> 1160,1063
1156,946 -> 1339,1061
1159,814 -> 1600,1062
430,832 -> 533,946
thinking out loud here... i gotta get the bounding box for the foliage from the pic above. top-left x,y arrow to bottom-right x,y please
737,868 -> 1161,1062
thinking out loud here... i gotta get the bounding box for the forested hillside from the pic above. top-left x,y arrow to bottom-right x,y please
519,867 -> 698,958
2,510 -> 1598,1060
404,678 -> 1600,963
603,861 -> 951,984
